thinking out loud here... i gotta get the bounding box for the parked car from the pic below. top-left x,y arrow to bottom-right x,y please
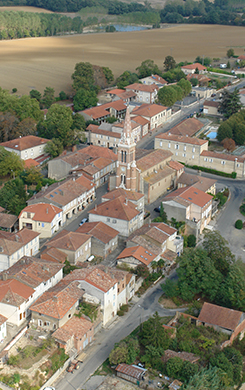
79,218 -> 88,226
44,387 -> 55,390
67,359 -> 81,373
154,206 -> 161,213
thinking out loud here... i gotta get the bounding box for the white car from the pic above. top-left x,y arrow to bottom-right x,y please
44,387 -> 55,390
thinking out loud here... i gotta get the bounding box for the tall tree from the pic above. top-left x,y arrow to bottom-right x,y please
44,138 -> 64,158
42,87 -> 55,109
136,59 -> 160,78
163,55 -> 176,71
219,89 -> 242,119
0,146 -> 24,178
73,88 -> 98,112
43,104 -> 74,147
157,86 -> 177,106
72,62 -> 95,92
139,312 -> 171,350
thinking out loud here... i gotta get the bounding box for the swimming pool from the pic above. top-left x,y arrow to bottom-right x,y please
207,131 -> 217,139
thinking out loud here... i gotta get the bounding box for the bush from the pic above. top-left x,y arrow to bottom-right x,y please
117,310 -> 124,316
187,234 -> 196,247
185,164 -> 236,179
235,219 -> 243,229
12,88 -> 17,93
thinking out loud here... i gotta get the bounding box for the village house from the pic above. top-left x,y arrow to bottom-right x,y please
19,203 -> 63,238
89,196 -> 143,237
155,133 -> 209,166
79,100 -> 126,124
0,256 -> 63,326
28,176 -> 95,222
177,173 -> 216,195
186,73 -> 210,86
64,267 -> 118,325
87,126 -> 121,149
52,315 -> 94,354
106,88 -> 137,104
0,229 -> 40,271
116,364 -> 146,385
197,302 -> 245,344
191,86 -> 214,99
131,103 -> 171,130
162,186 -> 213,235
203,100 -> 221,116
0,315 -> 7,343
140,74 -> 168,87
161,117 -> 209,138
125,83 -> 159,104
0,135 -> 49,162
181,63 -> 207,75
200,151 -> 245,178
30,280 -> 84,332
76,221 -> 119,258
45,229 -> 92,264
0,209 -> 18,233
127,222 -> 183,258
117,245 -> 160,271
102,188 -> 145,213
40,247 -> 67,264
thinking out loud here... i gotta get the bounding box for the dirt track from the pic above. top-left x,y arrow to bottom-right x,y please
0,24 -> 244,95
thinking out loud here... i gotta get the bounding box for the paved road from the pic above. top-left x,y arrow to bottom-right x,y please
55,273 -> 179,390
184,167 -> 245,259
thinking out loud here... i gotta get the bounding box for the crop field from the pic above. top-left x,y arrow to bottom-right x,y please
0,6 -> 53,13
0,24 -> 244,95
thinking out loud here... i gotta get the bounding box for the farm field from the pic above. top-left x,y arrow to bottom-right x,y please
0,24 -> 244,95
0,6 -> 53,12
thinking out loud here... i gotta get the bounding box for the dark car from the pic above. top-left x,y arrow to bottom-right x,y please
154,206 -> 161,213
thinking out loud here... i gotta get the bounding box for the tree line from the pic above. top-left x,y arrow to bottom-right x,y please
0,11 -> 83,40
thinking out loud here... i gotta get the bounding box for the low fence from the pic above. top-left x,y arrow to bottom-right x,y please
39,351 -> 77,390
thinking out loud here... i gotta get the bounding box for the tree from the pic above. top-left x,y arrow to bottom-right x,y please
187,234 -> 196,247
157,86 -> 177,106
219,89 -> 242,119
44,104 -> 74,147
72,62 -> 95,92
22,166 -> 43,185
15,118 -> 36,138
227,48 -> 234,58
160,204 -> 167,223
42,87 -> 55,108
171,85 -> 184,100
0,146 -> 24,177
30,89 -> 42,102
0,177 -> 27,215
73,88 -> 98,112
59,91 -> 67,100
136,59 -> 160,78
182,366 -> 232,390
136,264 -> 150,278
217,121 -> 233,142
102,67 -> 114,84
190,77 -> 199,86
0,112 -> 19,142
194,67 -> 199,74
164,55 -> 176,71
235,219 -> 243,229
166,357 -> 183,378
44,138 -> 64,158
227,60 -> 230,69
72,113 -> 86,132
139,312 -> 171,350
116,71 -> 139,89
221,138 -> 236,151
177,79 -> 192,97
109,341 -> 128,365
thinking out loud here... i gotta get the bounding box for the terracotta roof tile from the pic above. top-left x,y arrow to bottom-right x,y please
107,89 -> 125,95
86,124 -> 99,131
136,149 -> 172,172
76,221 -> 119,244
144,166 -> 175,184
148,74 -> 167,85
75,175 -> 95,191
0,228 -> 39,256
132,115 -> 150,127
0,256 -> 64,288
126,83 -> 159,93
46,230 -> 91,252
117,245 -> 157,266
156,133 -> 208,146
116,363 -> 145,379
0,213 -> 18,229
0,314 -> 7,326
24,159 -> 39,168
81,145 -> 117,161
0,279 -> 34,306
203,100 -> 220,108
168,161 -> 184,171
89,128 -> 121,138
177,173 -> 216,192
82,101 -> 126,120
89,197 -> 139,221
53,316 -> 93,343
41,247 -> 67,263
30,280 -> 84,319
19,203 -> 62,223
201,150 -> 245,163
181,63 -> 206,71
0,135 -> 49,151
64,267 -> 116,292
165,186 -> 212,208
168,118 -> 205,137
198,302 -> 243,331
102,189 -> 144,202
132,103 -> 167,118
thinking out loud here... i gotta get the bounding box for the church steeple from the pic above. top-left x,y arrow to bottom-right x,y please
116,106 -> 137,191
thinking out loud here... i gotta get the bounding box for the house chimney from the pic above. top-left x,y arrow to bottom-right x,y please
125,198 -> 128,206
2,273 -> 7,281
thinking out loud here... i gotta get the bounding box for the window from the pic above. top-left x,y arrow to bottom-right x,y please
192,147 -> 195,153
160,141 -> 162,147
209,158 -> 213,163
168,143 -> 171,148
107,218 -> 110,222
183,153 -> 186,157
204,157 -> 208,162
183,145 -> 186,151
175,144 -> 179,150
221,161 -> 225,165
85,245 -> 88,251
175,152 -> 178,156
192,155 -> 194,159
42,223 -> 44,227
27,212 -> 31,218
237,163 -> 240,167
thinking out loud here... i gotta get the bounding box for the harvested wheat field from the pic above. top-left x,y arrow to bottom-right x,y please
0,6 -> 53,12
0,24 -> 244,95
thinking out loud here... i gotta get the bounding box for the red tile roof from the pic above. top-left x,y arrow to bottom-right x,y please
81,145 -> 117,161
30,281 -> 84,319
64,267 -> 116,292
103,189 -> 144,202
53,316 -> 93,343
107,89 -> 125,95
167,117 -> 205,137
168,160 -> 184,171
75,174 -> 95,191
165,186 -> 212,208
156,133 -> 208,146
238,55 -> 245,60
128,223 -> 177,248
19,203 -> 62,223
0,228 -> 39,256
0,213 -> 18,229
89,197 -> 139,221
41,247 -> 67,263
0,256 -> 63,288
177,173 -> 216,192
132,115 -> 150,127
181,63 -> 206,71
116,363 -> 145,379
132,103 -> 167,118
24,159 -> 39,168
0,279 -> 35,306
117,245 -> 157,266
90,128 -> 121,138
0,314 -> 7,326
0,135 -> 49,151
203,100 -> 220,108
198,302 -> 243,331
76,221 -> 119,244
149,74 -> 167,85
86,124 -> 99,131
46,230 -> 91,252
136,149 -> 172,171
126,83 -> 159,93
201,150 -> 245,163
82,101 -> 126,120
